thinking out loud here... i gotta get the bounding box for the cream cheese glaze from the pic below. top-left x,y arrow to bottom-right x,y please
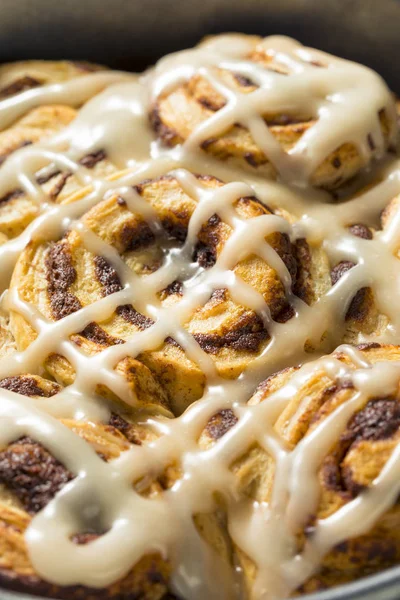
0,34 -> 400,599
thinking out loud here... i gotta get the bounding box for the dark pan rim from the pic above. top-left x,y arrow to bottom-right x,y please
1,564 -> 400,600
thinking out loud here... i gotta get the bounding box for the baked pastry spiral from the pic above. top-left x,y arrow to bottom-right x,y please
0,374 -> 177,600
9,171 -> 334,415
2,344 -> 400,598
0,60 -> 104,95
0,60 -> 125,242
0,33 -> 399,600
200,343 -> 400,596
150,35 -> 396,189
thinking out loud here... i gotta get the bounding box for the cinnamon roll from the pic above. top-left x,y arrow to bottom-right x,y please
0,60 -> 104,164
0,61 -> 104,97
200,343 -> 400,596
0,61 -> 131,243
9,172 -> 332,415
0,145 -> 119,242
0,373 -> 177,600
150,35 -> 396,190
0,372 -> 237,600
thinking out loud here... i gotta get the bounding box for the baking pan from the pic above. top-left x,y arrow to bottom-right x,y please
0,0 -> 400,598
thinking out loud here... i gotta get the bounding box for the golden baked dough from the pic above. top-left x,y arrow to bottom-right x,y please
3,343 -> 400,598
0,60 -> 111,243
9,173 -> 334,415
0,60 -> 104,99
151,36 -> 393,190
0,373 -> 234,599
0,374 -> 176,599
200,343 -> 400,595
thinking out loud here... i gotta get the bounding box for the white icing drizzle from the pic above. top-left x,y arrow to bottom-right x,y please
0,34 -> 399,600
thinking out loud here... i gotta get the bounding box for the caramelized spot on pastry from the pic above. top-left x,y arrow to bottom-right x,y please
330,260 -> 371,322
79,322 -> 123,347
233,73 -> 256,88
330,260 -> 355,286
120,220 -> 155,252
194,241 -> 217,268
349,224 -> 373,240
293,238 -> 313,303
116,305 -> 154,330
109,414 -> 142,446
274,304 -> 296,323
0,376 -> 59,398
205,409 -> 238,440
163,280 -> 183,296
345,287 -> 371,322
344,398 -> 400,444
46,242 -> 81,320
320,456 -> 347,495
94,256 -> 123,297
149,105 -> 180,148
0,437 -> 74,514
277,233 -> 297,282
0,76 -> 41,99
48,172 -> 71,200
357,342 -> 381,350
0,188 -> 24,206
244,151 -> 261,168
194,312 -> 268,354
78,149 -> 106,169
161,217 -> 188,243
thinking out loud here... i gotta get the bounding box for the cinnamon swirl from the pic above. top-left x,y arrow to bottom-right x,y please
200,343 -> 400,596
150,35 -> 396,189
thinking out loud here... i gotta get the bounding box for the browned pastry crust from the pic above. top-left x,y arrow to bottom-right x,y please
150,37 -> 392,190
199,343 -> 400,596
0,60 -> 112,243
3,344 -> 400,598
0,374 -> 171,599
9,173 -> 333,415
0,374 -> 229,599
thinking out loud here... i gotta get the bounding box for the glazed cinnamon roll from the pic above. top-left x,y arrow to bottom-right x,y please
0,146 -> 120,241
0,60 -> 133,242
0,60 -> 104,165
0,35 -> 399,600
150,34 -> 396,190
0,372 -> 235,600
0,373 -> 177,600
9,172 -> 332,415
200,343 -> 400,596
0,61 -> 104,97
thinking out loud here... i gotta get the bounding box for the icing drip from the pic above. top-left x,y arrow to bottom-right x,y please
0,35 -> 399,599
